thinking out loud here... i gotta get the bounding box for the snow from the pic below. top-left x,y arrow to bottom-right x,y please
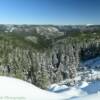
82,81 -> 100,94
71,93 -> 100,100
49,84 -> 86,99
49,79 -> 100,100
0,57 -> 100,100
0,76 -> 100,100
48,57 -> 100,100
49,83 -> 87,99
59,87 -> 86,99
0,76 -> 66,100
79,81 -> 89,88
83,57 -> 100,68
49,84 -> 69,92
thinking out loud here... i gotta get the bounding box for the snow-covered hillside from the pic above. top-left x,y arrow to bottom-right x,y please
0,76 -> 65,100
0,76 -> 100,100
49,81 -> 100,100
48,57 -> 100,100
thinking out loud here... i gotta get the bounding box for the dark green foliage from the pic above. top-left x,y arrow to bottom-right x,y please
36,67 -> 49,89
80,43 -> 100,61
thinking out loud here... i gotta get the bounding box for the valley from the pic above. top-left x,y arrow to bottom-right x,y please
0,25 -> 100,99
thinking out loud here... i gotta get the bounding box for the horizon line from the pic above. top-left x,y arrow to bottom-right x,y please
0,23 -> 99,26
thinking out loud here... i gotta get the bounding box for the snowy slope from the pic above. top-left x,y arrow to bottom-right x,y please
0,76 -> 66,100
48,84 -> 69,92
49,80 -> 100,100
49,84 -> 86,99
0,76 -> 100,100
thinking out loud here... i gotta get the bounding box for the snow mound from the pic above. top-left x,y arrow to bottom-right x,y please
1,76 -> 100,100
49,80 -> 100,99
0,76 -> 66,100
79,81 -> 89,88
49,84 -> 86,99
49,84 -> 69,92
60,87 -> 86,99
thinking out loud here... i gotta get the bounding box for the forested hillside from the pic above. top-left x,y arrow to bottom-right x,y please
0,25 -> 100,89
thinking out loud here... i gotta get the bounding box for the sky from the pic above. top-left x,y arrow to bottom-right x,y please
0,0 -> 100,25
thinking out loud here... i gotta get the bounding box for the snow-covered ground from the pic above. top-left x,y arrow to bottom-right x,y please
48,57 -> 100,100
79,57 -> 100,81
0,76 -> 100,100
49,80 -> 100,100
71,93 -> 100,100
0,76 -> 66,100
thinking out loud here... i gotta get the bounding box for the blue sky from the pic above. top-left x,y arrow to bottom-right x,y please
0,0 -> 100,25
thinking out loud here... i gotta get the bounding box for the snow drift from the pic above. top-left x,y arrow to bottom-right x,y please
0,76 -> 65,100
0,76 -> 100,100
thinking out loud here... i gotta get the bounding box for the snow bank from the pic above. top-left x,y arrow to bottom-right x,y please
49,84 -> 69,92
49,83 -> 86,99
59,87 -> 86,99
0,76 -> 100,100
49,80 -> 100,100
0,76 -> 66,100
79,81 -> 89,88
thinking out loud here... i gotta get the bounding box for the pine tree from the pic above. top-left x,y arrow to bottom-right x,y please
36,65 -> 49,89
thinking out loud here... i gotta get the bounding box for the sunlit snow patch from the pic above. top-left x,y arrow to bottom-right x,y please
49,84 -> 69,92
79,81 -> 89,88
0,76 -> 66,100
